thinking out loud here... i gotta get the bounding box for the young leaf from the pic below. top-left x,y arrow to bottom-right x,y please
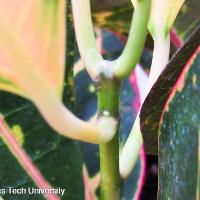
0,0 -> 111,144
148,0 -> 185,39
0,2 -> 84,200
0,0 -> 65,97
140,25 -> 200,154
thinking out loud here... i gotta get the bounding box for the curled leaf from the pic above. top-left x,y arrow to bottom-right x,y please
0,1 -> 111,144
148,0 -> 185,39
0,0 -> 66,98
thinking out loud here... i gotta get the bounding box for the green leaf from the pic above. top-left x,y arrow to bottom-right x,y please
174,0 -> 200,40
64,0 -> 75,110
0,95 -> 83,200
91,0 -> 130,12
91,0 -> 132,34
140,25 -> 200,154
91,0 -> 200,38
0,1 -> 84,200
158,47 -> 200,200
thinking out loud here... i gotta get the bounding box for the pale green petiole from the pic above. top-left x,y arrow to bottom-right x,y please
113,0 -> 151,79
71,0 -> 103,80
120,35 -> 170,179
119,0 -> 185,179
120,115 -> 143,179
148,35 -> 170,87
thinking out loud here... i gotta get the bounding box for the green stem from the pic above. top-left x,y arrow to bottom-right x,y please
72,0 -> 150,81
97,78 -> 121,200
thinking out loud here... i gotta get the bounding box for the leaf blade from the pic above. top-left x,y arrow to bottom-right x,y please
140,25 -> 200,154
158,50 -> 200,200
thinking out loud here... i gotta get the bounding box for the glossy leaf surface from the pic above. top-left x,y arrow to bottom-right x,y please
158,48 -> 200,200
140,26 -> 200,154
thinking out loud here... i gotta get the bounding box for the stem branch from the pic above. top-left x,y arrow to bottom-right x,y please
113,0 -> 151,79
72,0 -> 151,80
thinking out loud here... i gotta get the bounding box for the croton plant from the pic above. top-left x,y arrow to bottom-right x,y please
0,0 -> 199,200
